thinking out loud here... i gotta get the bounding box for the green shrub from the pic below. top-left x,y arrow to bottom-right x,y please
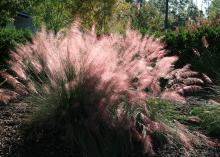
163,25 -> 220,83
0,28 -> 32,67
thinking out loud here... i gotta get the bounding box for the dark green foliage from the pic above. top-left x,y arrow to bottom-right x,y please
159,77 -> 168,91
0,0 -> 31,26
164,25 -> 220,83
151,131 -> 168,148
0,28 -> 32,67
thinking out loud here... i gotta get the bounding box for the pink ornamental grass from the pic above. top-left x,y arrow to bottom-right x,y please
0,23 -> 215,155
7,23 -> 179,105
2,23 -> 210,105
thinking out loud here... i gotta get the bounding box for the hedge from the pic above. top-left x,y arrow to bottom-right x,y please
163,26 -> 220,83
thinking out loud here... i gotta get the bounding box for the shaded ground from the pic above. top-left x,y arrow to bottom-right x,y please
0,103 -> 32,157
0,102 -> 220,157
0,103 -> 77,157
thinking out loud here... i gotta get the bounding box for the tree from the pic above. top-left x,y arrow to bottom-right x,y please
187,2 -> 200,21
148,0 -> 201,28
108,0 -> 131,33
165,0 -> 169,29
208,0 -> 220,19
72,0 -> 117,33
148,0 -> 165,13
131,2 -> 164,33
28,0 -> 131,33
29,0 -> 74,32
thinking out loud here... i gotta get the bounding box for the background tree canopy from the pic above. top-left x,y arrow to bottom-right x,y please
27,0 -> 131,33
0,0 -> 218,33
208,0 -> 220,19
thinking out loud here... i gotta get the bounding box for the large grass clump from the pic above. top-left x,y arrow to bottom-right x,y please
1,22 -> 217,156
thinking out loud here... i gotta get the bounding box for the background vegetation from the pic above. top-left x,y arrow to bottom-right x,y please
164,24 -> 220,83
0,28 -> 32,70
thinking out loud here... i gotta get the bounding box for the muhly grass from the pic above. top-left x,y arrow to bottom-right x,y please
146,98 -> 220,153
0,22 -> 218,156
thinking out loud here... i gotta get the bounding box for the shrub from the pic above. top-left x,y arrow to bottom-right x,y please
164,25 -> 220,84
0,28 -> 32,66
1,22 -> 215,156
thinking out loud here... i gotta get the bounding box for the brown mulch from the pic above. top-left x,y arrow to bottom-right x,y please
0,103 -> 32,157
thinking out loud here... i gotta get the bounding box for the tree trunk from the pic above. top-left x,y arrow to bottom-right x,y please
164,0 -> 169,30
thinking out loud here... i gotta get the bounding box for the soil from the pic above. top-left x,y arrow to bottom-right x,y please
0,102 -> 220,157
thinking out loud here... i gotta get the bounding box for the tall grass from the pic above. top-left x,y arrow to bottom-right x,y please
2,22 -> 216,156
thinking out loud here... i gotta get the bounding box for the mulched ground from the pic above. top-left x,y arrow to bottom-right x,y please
0,103 -> 33,157
0,102 -> 220,157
